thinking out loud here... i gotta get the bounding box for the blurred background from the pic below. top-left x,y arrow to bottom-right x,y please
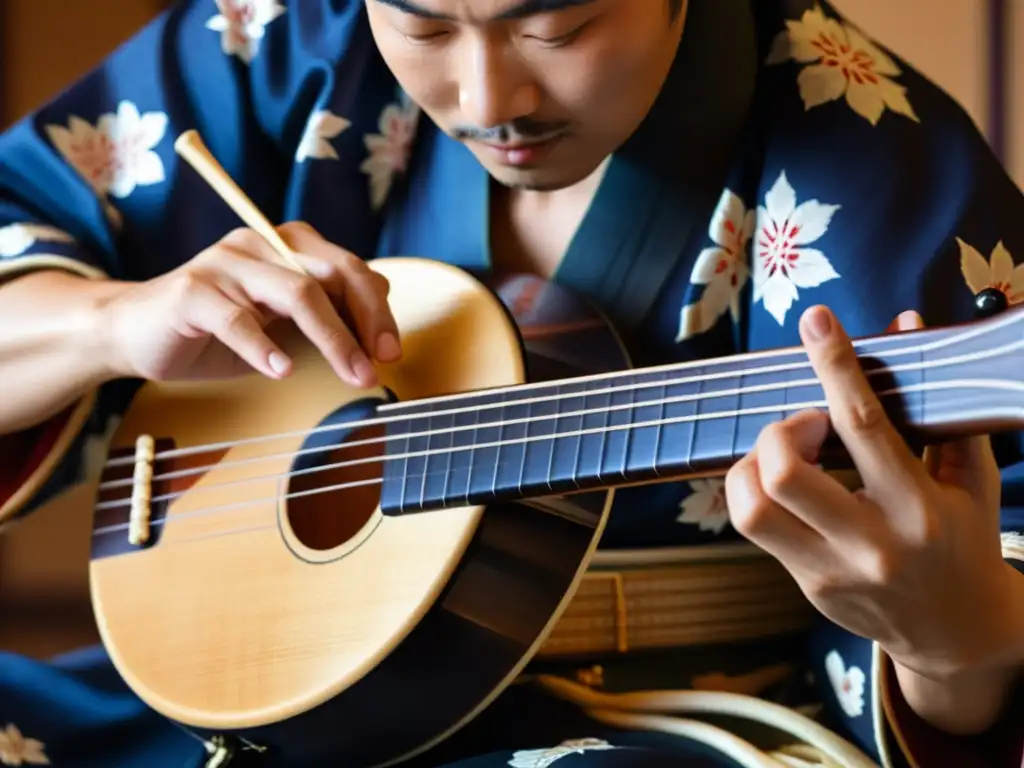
1,0 -> 1022,657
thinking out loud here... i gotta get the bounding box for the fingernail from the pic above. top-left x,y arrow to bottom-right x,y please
299,258 -> 333,281
376,332 -> 402,362
802,306 -> 832,341
896,310 -> 924,331
268,351 -> 291,375
349,350 -> 377,386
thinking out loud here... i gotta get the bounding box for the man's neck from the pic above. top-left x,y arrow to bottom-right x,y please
488,157 -> 611,280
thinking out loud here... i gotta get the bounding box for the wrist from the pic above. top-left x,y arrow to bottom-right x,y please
82,275 -> 137,383
891,560 -> 1024,734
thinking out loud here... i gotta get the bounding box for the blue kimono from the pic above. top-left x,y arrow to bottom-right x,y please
0,0 -> 1022,766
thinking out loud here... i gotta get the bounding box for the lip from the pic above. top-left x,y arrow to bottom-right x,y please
477,134 -> 564,167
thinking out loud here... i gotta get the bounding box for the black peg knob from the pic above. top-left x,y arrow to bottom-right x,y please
974,287 -> 1008,319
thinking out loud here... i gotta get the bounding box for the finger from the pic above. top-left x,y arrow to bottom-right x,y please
754,409 -> 872,542
799,305 -> 927,497
885,309 -> 923,334
724,452 -> 824,567
279,222 -> 402,362
881,310 -> 997,501
884,310 -> 1002,500
184,283 -> 292,379
216,246 -> 377,387
929,432 -> 1000,506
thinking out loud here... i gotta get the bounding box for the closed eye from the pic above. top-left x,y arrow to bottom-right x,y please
401,30 -> 451,44
526,19 -> 590,47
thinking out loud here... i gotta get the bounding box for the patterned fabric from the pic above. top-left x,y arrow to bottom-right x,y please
0,0 -> 1022,766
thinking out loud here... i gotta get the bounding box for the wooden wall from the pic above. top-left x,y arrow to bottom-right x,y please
1,0 -> 169,127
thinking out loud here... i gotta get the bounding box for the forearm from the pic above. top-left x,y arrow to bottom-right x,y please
894,560 -> 1024,735
0,270 -> 123,434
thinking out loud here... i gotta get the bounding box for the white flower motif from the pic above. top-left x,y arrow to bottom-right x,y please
45,101 -> 168,225
296,110 -> 351,162
767,6 -> 918,126
753,171 -> 840,326
958,238 -> 1024,305
677,478 -> 730,534
0,724 -> 49,766
361,94 -> 421,211
205,0 -> 286,64
676,188 -> 754,342
824,649 -> 865,718
509,738 -> 616,768
0,223 -> 73,260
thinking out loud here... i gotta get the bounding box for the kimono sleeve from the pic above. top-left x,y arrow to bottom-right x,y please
837,73 -> 1024,768
871,67 -> 1024,768
0,0 -> 392,526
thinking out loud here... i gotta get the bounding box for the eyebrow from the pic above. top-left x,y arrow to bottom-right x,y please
374,0 -> 598,22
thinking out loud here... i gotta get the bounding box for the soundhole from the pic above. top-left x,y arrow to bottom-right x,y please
284,398 -> 386,553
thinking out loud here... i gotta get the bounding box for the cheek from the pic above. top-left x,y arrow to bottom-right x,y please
379,48 -> 452,110
540,50 -> 639,113
538,41 -> 670,133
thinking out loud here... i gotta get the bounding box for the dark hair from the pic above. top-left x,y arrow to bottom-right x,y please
668,0 -> 684,21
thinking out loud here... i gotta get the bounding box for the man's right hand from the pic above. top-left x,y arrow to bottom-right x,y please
99,221 -> 401,388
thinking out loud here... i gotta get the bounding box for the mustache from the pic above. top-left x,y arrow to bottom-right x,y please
451,118 -> 568,144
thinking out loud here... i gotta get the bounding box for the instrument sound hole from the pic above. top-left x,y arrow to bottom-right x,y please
285,399 -> 385,552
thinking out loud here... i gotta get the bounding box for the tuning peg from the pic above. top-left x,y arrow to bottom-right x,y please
974,287 -> 1009,319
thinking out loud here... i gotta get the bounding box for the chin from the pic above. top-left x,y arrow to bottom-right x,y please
494,177 -> 572,192
483,160 -> 602,192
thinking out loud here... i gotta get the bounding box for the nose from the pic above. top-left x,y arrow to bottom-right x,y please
458,38 -> 540,130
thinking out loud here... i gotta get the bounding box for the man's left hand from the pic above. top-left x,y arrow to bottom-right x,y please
724,305 -> 1024,734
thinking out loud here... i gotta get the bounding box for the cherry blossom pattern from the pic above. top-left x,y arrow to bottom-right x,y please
824,649 -> 865,718
0,223 -> 73,260
44,101 -> 168,227
205,0 -> 286,64
766,5 -> 918,127
676,478 -> 730,534
0,724 -> 49,766
361,95 -> 421,211
753,171 -> 840,326
508,738 -> 617,768
958,238 -> 1024,306
676,188 -> 754,342
296,110 -> 351,162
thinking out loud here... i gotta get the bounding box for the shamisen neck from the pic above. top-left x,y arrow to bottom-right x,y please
378,306 -> 1024,515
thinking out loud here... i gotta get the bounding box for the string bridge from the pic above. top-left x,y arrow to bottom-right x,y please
129,434 -> 156,546
93,435 -> 186,559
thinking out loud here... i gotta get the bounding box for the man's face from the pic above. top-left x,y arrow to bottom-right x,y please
366,0 -> 687,191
